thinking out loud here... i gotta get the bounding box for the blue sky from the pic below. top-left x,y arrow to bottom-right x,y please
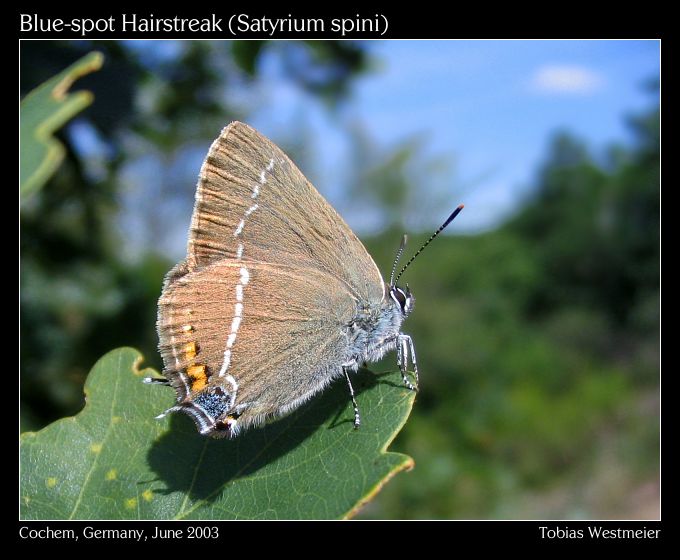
245,40 -> 659,233
115,39 -> 660,259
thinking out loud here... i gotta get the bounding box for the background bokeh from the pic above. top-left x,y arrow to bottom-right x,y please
20,40 -> 659,519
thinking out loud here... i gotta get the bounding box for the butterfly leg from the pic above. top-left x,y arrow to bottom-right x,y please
406,334 -> 420,389
143,376 -> 170,386
343,367 -> 361,429
398,334 -> 419,391
397,336 -> 412,390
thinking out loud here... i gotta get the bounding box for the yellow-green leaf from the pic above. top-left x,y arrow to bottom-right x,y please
20,347 -> 415,519
20,51 -> 104,199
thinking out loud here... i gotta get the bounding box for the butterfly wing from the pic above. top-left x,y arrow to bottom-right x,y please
187,121 -> 384,304
158,257 -> 357,433
158,121 -> 389,435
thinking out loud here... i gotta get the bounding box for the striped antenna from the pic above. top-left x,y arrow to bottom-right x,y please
390,234 -> 408,286
393,204 -> 464,285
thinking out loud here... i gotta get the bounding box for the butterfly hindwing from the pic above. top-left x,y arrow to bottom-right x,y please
158,258 -> 358,433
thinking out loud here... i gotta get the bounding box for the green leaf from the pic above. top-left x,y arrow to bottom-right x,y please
20,51 -> 104,199
20,347 -> 415,520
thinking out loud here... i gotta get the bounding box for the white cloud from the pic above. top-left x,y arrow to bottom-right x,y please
530,64 -> 605,94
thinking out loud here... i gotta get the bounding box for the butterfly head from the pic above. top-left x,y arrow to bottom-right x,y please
389,284 -> 414,317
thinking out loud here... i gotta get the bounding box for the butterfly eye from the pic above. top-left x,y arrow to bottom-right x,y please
390,287 -> 408,312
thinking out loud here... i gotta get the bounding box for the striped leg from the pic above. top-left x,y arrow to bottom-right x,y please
143,376 -> 170,386
343,368 -> 361,429
398,334 -> 419,391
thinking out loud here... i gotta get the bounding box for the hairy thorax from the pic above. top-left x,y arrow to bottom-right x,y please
343,290 -> 412,370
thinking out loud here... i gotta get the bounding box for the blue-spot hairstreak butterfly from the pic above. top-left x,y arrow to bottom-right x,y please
146,122 -> 463,437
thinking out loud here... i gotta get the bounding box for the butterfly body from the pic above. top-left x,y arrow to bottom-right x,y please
343,285 -> 413,367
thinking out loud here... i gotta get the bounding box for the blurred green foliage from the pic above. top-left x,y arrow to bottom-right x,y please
359,99 -> 659,519
20,42 -> 659,519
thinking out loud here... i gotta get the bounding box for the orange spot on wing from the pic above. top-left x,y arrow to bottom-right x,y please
187,364 -> 207,392
184,341 -> 197,360
187,364 -> 205,377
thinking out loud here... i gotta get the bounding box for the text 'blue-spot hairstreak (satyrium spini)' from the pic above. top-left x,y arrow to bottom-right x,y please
145,122 -> 463,438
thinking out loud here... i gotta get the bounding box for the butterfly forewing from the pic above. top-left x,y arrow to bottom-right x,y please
187,122 -> 384,303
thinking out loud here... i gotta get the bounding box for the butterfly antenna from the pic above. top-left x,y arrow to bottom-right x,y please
394,204 -> 464,285
390,234 -> 408,286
